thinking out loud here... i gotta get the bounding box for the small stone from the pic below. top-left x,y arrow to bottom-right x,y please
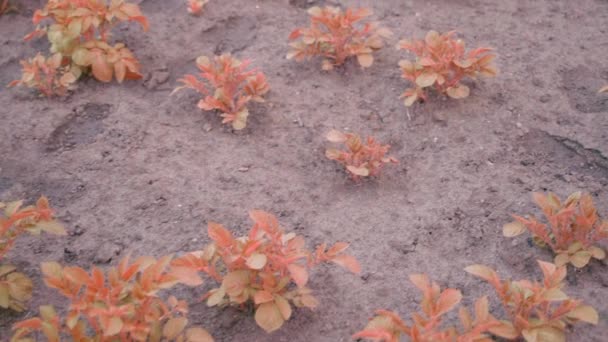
94,242 -> 122,264
539,94 -> 551,103
203,123 -> 212,132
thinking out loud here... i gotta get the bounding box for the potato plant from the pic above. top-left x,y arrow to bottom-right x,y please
169,210 -> 361,333
503,192 -> 607,268
466,260 -> 598,341
287,6 -> 392,70
10,0 -> 148,96
356,261 -> 598,342
1,197 -> 65,312
325,130 -> 397,180
188,0 -> 208,15
398,30 -> 497,106
353,274 -> 500,341
173,54 -> 269,130
11,255 -> 213,341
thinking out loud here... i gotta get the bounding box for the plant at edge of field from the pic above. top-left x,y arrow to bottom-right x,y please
465,260 -> 598,342
11,255 -> 214,341
1,196 -> 65,312
503,192 -> 608,268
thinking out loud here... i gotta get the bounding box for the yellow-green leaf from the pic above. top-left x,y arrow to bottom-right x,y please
36,220 -> 67,235
589,246 -> 605,260
163,317 -> 188,340
566,305 -> 599,324
346,165 -> 370,177
185,327 -> 214,342
255,302 -> 284,333
446,84 -> 470,99
570,251 -> 592,268
415,72 -> 437,88
503,221 -> 526,237
357,54 -> 374,68
246,253 -> 267,270
274,295 -> 292,320
206,287 -> 225,307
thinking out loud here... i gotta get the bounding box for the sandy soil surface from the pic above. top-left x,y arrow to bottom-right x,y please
1,0 -> 608,341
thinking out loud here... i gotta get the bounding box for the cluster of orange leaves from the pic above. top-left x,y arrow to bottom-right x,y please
504,192 -> 608,268
1,197 -> 65,312
325,129 -> 397,180
465,261 -> 598,342
9,0 -> 148,96
287,6 -> 392,70
169,210 -> 361,333
355,261 -> 597,342
187,0 -> 208,16
353,274 -> 500,342
398,31 -> 497,106
173,54 -> 270,130
12,255 -> 213,342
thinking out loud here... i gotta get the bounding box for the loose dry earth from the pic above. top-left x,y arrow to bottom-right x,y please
1,0 -> 608,341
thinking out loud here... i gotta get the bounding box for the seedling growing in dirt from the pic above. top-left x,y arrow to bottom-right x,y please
353,274 -> 500,341
8,53 -> 79,96
466,260 -> 598,341
287,6 -> 392,70
169,210 -> 361,333
0,196 -> 65,312
503,192 -> 608,268
188,0 -> 208,15
325,129 -> 397,180
173,54 -> 270,130
398,31 -> 497,106
11,0 -> 148,96
11,255 -> 214,341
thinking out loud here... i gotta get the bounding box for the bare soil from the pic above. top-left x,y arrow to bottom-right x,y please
1,0 -> 608,341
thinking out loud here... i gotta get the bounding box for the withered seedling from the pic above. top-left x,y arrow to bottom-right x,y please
287,6 -> 392,70
188,0 -> 208,15
11,255 -> 214,341
169,210 -> 361,333
173,54 -> 270,130
0,196 -> 65,312
503,192 -> 608,268
325,129 -> 397,180
10,0 -> 148,96
466,260 -> 598,342
353,274 -> 500,342
600,85 -> 608,93
398,31 -> 497,106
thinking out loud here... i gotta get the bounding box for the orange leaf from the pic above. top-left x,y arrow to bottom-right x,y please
207,222 -> 233,248
435,288 -> 462,316
331,254 -> 361,274
287,264 -> 308,288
